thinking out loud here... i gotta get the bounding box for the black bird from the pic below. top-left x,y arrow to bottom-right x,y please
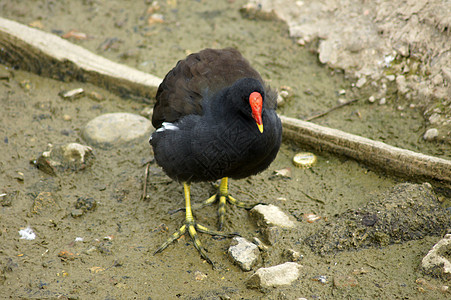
149,48 -> 282,265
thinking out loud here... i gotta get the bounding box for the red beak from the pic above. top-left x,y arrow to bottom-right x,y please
249,92 -> 263,133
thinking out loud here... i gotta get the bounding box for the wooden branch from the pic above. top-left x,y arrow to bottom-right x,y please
1,17 -> 449,186
0,17 -> 162,100
281,115 -> 451,185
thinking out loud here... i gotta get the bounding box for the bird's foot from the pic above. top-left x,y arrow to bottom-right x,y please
153,218 -> 238,267
205,178 -> 261,231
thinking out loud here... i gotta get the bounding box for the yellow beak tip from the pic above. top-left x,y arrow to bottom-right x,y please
257,124 -> 264,133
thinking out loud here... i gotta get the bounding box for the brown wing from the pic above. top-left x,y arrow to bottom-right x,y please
151,48 -> 264,129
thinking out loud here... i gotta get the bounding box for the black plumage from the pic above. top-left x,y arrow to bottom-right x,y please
149,48 -> 282,265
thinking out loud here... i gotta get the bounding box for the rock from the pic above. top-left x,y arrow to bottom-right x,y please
421,234 -> 451,279
82,113 -> 152,148
396,75 -> 409,94
270,167 -> 292,179
194,270 -> 207,281
251,204 -> 297,245
31,192 -> 60,215
246,262 -> 301,290
0,191 -> 18,207
35,143 -> 94,175
282,249 -> 303,262
355,77 -> 367,88
87,91 -> 105,102
72,197 -> 97,218
423,128 -> 438,141
250,204 -> 296,229
385,75 -> 396,81
228,237 -> 260,271
58,88 -> 85,100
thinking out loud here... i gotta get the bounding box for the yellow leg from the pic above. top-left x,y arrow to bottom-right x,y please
154,182 -> 237,267
205,177 -> 257,230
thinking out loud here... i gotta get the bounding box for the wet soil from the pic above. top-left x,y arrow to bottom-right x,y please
0,0 -> 450,299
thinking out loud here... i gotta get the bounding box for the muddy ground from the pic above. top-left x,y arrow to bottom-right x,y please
0,0 -> 450,299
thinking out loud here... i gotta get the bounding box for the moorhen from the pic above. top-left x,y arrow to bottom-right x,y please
150,48 -> 282,265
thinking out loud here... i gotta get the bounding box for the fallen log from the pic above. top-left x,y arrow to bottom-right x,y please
0,17 -> 161,100
281,116 -> 451,185
0,17 -> 449,186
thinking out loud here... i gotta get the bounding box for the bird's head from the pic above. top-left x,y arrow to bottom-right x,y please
232,77 -> 265,134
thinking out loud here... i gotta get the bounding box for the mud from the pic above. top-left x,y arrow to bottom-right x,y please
0,0 -> 450,299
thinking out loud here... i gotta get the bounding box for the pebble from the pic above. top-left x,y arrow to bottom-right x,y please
271,167 -> 292,179
423,128 -> 438,141
0,191 -> 17,207
250,204 -> 296,229
277,90 -> 290,107
82,113 -> 152,148
59,88 -> 85,100
421,234 -> 451,279
194,271 -> 207,281
385,74 -> 396,81
75,197 -> 97,213
35,143 -> 94,175
87,91 -> 105,102
368,95 -> 375,103
355,77 -> 367,88
228,237 -> 260,271
246,262 -> 302,290
250,204 -> 297,245
282,249 -> 303,262
31,191 -> 59,215
379,97 -> 386,105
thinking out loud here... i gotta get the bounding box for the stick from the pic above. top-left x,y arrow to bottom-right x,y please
304,99 -> 358,121
0,17 -> 162,100
141,162 -> 151,201
281,115 -> 451,185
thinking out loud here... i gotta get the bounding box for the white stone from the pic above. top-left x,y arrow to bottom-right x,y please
250,204 -> 296,228
355,77 -> 367,88
247,262 -> 301,290
423,128 -> 438,141
228,237 -> 260,271
421,234 -> 451,279
82,113 -> 152,148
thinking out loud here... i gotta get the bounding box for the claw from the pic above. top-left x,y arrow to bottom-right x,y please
205,177 -> 259,230
154,182 -> 237,267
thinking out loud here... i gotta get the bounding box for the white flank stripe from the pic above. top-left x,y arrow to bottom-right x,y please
156,122 -> 179,132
